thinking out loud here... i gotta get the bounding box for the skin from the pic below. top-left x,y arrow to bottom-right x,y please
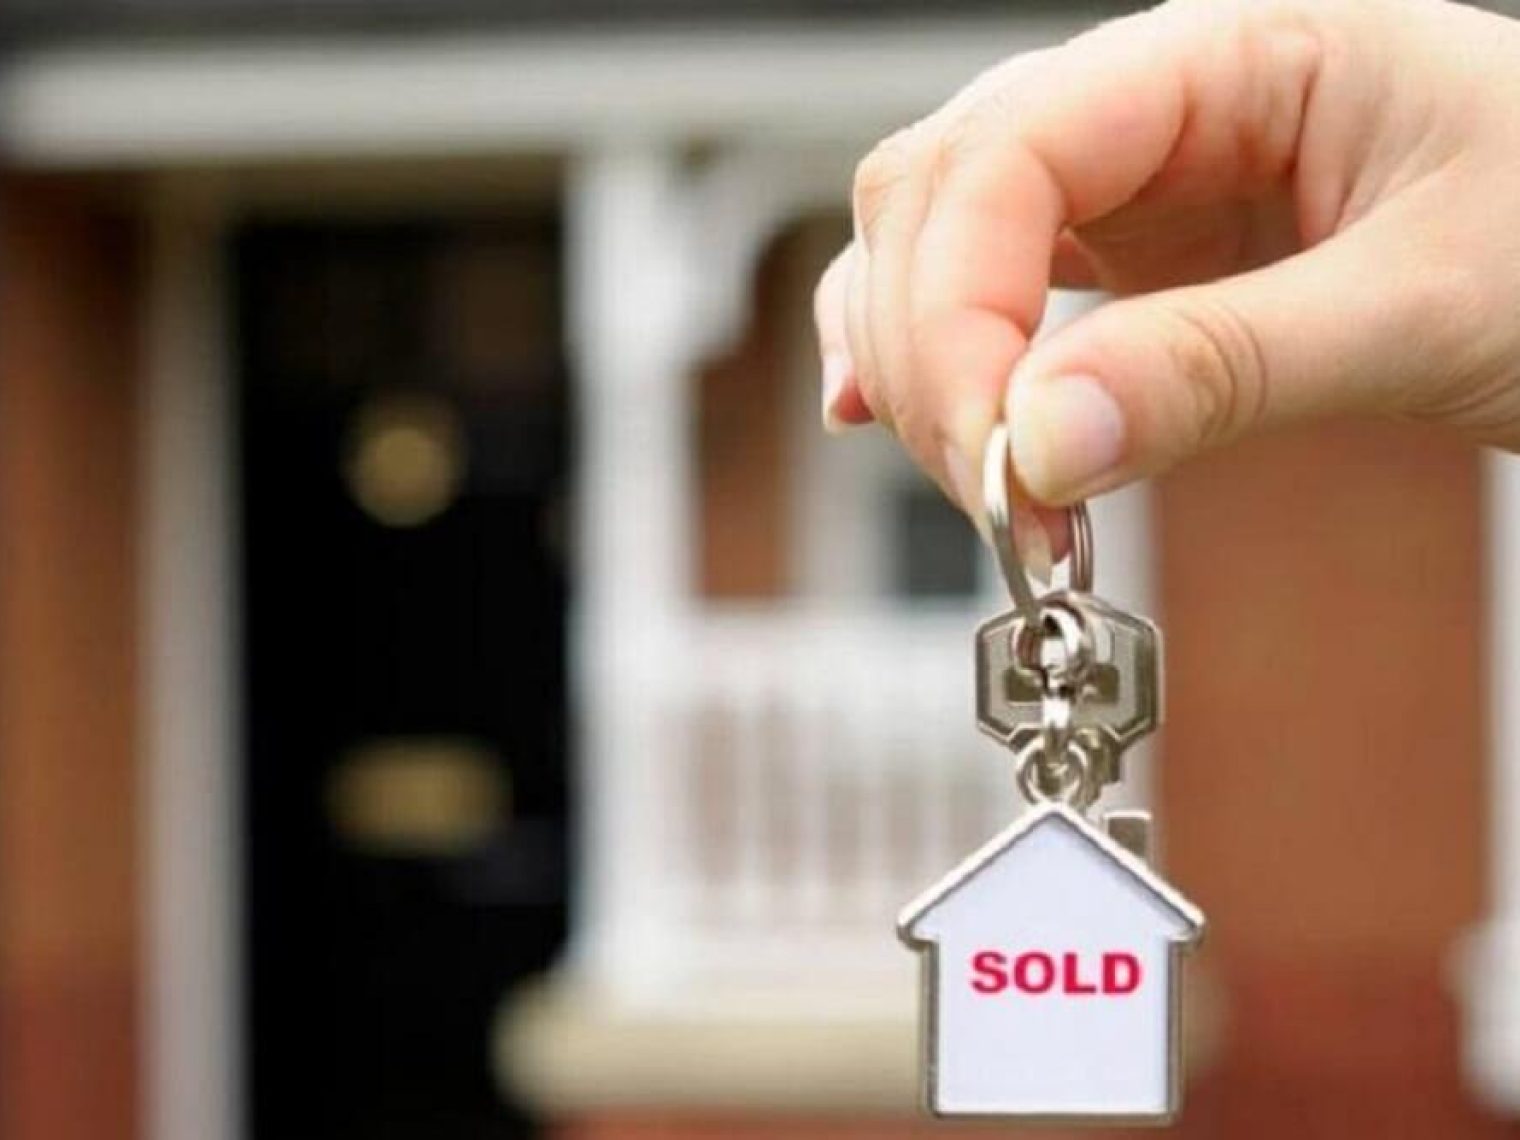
814,0 -> 1520,551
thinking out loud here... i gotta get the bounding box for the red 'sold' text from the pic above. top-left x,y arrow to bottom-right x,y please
969,950 -> 1142,996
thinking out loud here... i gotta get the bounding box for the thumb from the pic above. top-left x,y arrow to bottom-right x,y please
1007,214 -> 1480,504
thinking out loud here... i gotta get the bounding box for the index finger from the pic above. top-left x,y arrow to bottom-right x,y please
908,11 -> 1191,468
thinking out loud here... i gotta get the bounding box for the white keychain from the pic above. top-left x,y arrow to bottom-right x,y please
898,426 -> 1205,1123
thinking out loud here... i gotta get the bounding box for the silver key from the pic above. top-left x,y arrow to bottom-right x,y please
975,590 -> 1162,787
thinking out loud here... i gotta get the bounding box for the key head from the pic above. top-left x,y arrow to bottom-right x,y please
975,591 -> 1162,784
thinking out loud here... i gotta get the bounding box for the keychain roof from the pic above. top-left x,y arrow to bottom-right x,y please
898,800 -> 1205,946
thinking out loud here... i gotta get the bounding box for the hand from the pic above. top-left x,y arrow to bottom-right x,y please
814,0 -> 1520,528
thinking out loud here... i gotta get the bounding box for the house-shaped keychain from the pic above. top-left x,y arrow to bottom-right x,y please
899,802 -> 1204,1123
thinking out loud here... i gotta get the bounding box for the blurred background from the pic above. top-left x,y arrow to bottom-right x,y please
2,1 -> 1520,1138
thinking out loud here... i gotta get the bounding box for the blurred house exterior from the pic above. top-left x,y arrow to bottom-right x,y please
2,2 -> 1520,1140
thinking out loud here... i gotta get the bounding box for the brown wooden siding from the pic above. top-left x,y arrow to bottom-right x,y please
1158,419 -> 1498,1136
0,175 -> 143,1140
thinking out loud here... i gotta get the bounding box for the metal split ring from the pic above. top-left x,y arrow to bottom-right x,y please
982,423 -> 1093,626
1012,597 -> 1096,686
1040,687 -> 1075,762
1014,735 -> 1098,811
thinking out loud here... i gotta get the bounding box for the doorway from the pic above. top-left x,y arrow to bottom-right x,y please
233,217 -> 570,1139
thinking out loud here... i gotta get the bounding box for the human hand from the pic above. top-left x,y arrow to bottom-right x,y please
814,0 -> 1520,532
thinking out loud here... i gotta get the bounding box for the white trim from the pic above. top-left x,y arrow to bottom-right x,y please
141,181 -> 244,1140
1488,453 -> 1520,941
1462,453 -> 1520,1114
0,18 -> 1084,166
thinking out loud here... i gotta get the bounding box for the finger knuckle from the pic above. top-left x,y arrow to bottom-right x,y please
855,356 -> 931,458
1396,257 -> 1506,420
853,127 -> 920,248
1417,259 -> 1492,356
1164,295 -> 1270,449
930,92 -> 1014,189
887,399 -> 940,477
854,367 -> 896,432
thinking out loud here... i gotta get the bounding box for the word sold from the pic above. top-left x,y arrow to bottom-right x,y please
969,949 -> 1142,996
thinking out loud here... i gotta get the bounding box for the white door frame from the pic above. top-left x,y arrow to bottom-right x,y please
141,178 -> 244,1140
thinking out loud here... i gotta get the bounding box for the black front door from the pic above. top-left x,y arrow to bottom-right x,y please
234,218 -> 570,1139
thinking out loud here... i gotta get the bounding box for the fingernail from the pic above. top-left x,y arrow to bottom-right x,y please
821,351 -> 853,433
942,443 -> 992,547
1009,373 -> 1125,502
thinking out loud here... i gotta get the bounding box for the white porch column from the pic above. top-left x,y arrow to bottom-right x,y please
566,145 -> 697,997
1463,453 -> 1520,1112
564,141 -> 865,997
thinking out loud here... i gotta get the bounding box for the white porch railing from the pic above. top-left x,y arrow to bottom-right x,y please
575,603 -> 1169,1018
640,608 -> 1002,1007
